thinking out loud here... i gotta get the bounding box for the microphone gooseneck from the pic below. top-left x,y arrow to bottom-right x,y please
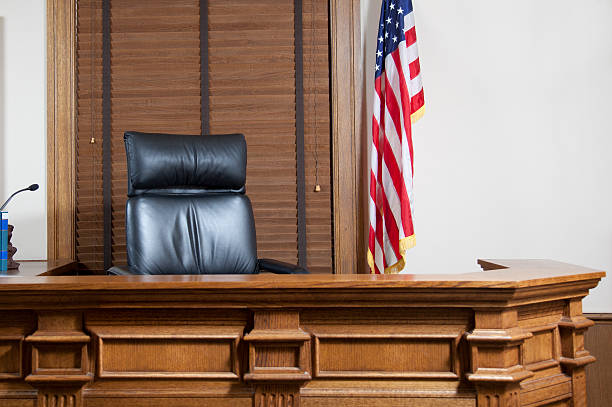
0,184 -> 40,211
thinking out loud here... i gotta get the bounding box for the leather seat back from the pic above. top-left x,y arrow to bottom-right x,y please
123,131 -> 258,275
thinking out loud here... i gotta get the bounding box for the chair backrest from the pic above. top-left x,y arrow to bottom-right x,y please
123,131 -> 258,275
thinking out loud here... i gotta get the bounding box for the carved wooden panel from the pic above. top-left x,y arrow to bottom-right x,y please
304,308 -> 468,380
38,389 -> 81,407
253,344 -> 301,370
244,310 -> 311,383
97,335 -> 239,379
314,336 -> 458,378
33,344 -> 87,374
254,384 -> 300,407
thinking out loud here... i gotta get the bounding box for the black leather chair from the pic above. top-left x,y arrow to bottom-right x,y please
108,131 -> 308,275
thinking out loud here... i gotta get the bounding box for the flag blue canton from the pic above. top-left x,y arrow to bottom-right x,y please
375,0 -> 414,78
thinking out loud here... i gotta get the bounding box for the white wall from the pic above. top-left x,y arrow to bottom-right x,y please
0,0 -> 46,260
361,0 -> 612,312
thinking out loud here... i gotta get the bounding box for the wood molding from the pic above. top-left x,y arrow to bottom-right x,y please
46,0 -> 77,261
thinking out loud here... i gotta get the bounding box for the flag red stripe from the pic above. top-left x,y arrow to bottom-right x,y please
411,88 -> 425,114
404,27 -> 417,47
409,58 -> 420,80
375,201 -> 385,267
383,73 -> 404,148
368,224 -> 376,263
391,50 -> 415,178
382,137 -> 403,202
381,188 -> 401,260
370,171 -> 377,202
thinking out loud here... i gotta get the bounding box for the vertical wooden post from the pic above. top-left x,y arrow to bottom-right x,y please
25,312 -> 92,407
329,0 -> 362,274
466,309 -> 533,407
244,310 -> 311,406
46,0 -> 77,261
559,299 -> 596,407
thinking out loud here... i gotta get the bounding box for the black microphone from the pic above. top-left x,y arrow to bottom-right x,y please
0,184 -> 39,211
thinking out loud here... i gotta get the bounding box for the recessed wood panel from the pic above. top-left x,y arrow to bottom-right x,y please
478,347 -> 520,369
0,339 -> 21,378
254,345 -> 300,369
99,337 -> 238,378
316,338 -> 454,378
36,344 -> 82,370
524,329 -> 554,366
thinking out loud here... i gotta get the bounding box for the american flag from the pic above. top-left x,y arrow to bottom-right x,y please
368,0 -> 424,274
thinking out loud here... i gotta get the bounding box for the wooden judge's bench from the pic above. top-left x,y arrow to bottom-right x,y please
0,259 -> 604,407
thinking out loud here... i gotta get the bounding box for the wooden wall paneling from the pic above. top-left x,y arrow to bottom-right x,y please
47,0 -> 77,261
584,313 -> 612,407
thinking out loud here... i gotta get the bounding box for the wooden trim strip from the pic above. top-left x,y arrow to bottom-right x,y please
200,0 -> 209,135
329,0 -> 361,273
102,0 -> 112,270
584,313 -> 612,321
294,0 -> 307,267
46,0 -> 77,261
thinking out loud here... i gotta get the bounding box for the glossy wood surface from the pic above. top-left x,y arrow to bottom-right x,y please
0,259 -> 604,407
0,260 -> 77,278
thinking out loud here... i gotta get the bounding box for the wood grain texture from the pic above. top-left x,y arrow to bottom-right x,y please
0,260 -> 77,278
329,0 -> 360,274
47,0 -> 77,261
584,314 -> 612,407
0,259 -> 604,406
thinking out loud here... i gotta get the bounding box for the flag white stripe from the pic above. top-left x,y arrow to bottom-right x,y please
404,12 -> 415,31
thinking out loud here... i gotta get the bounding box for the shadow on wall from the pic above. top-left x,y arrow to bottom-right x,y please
0,17 -> 5,200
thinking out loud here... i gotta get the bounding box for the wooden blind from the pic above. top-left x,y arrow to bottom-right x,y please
110,0 -> 202,266
303,0 -> 332,273
75,0 -> 333,274
76,0 -> 103,271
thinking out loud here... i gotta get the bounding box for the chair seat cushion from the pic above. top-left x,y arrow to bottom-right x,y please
126,193 -> 258,275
